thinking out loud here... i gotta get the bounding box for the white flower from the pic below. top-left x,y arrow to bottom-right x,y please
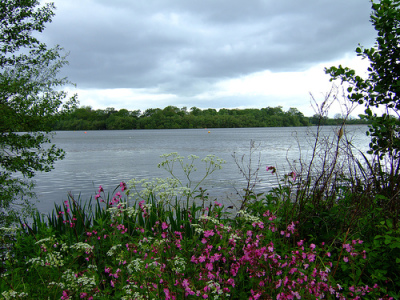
236,210 -> 261,223
70,242 -> 94,253
107,244 -> 122,256
172,256 -> 186,273
127,258 -> 143,273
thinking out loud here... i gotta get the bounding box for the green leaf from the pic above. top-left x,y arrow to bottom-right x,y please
390,242 -> 400,249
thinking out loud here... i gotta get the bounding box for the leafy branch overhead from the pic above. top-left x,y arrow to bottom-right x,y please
325,0 -> 400,159
0,0 -> 78,226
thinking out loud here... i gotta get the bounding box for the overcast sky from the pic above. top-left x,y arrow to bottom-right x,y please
40,0 -> 377,117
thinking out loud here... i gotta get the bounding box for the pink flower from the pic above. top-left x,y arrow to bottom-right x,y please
251,289 -> 261,300
182,279 -> 190,288
210,253 -> 222,262
61,290 -> 70,300
120,182 -> 126,191
164,288 -> 171,300
98,185 -> 104,194
266,166 -> 276,174
227,278 -> 235,287
162,222 -> 168,230
254,221 -> 264,229
205,262 -> 213,271
287,222 -> 296,233
175,240 -> 182,249
343,243 -> 352,252
80,292 -> 87,298
204,230 -> 214,238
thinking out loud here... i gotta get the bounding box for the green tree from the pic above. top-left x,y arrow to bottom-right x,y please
190,106 -> 202,116
0,0 -> 77,225
325,0 -> 400,159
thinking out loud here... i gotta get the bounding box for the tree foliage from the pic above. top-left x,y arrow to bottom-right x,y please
325,0 -> 400,159
0,0 -> 77,225
52,105 -> 371,131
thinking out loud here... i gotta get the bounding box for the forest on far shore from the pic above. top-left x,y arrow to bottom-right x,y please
51,105 -> 370,130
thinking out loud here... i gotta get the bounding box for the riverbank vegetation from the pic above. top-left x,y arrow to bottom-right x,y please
50,105 -> 370,131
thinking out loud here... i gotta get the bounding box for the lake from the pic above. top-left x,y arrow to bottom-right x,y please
31,125 -> 371,214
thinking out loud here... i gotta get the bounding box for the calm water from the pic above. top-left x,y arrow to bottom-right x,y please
31,126 -> 370,214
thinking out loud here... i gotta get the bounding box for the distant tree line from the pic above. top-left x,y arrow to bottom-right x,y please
50,105 -> 370,131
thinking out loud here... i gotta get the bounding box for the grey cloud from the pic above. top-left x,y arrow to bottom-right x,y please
45,0 -> 377,95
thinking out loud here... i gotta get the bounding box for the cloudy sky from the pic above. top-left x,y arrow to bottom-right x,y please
40,0 -> 377,117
